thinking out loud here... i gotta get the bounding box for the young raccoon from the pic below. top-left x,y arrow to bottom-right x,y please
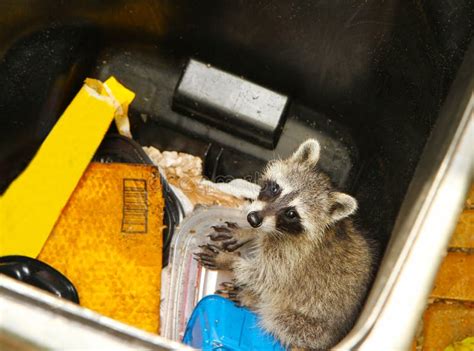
196,139 -> 374,350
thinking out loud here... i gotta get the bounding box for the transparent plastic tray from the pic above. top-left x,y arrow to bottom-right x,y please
161,206 -> 250,341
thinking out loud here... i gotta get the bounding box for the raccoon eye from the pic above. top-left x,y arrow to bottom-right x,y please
270,183 -> 280,195
258,180 -> 281,201
285,209 -> 298,219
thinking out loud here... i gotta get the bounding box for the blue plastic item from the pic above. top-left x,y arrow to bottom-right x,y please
183,295 -> 286,351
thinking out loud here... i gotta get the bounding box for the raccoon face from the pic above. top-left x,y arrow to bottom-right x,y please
248,185 -> 304,234
247,139 -> 357,240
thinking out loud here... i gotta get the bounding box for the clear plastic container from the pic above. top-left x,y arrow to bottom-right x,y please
162,206 -> 250,341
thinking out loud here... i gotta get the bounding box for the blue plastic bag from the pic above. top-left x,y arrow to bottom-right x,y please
183,295 -> 286,351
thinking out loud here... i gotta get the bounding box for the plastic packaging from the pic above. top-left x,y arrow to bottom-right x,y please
183,295 -> 285,351
162,206 -> 251,340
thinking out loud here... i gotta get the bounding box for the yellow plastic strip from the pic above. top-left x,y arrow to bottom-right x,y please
0,77 -> 135,258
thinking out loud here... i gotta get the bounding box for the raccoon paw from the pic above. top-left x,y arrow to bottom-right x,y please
208,221 -> 239,240
194,244 -> 220,270
208,222 -> 250,252
217,282 -> 258,308
215,281 -> 242,303
194,244 -> 239,270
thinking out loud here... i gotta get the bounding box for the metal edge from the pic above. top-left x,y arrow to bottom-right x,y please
336,40 -> 474,349
0,275 -> 191,350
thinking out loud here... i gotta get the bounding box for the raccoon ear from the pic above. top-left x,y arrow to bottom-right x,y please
290,139 -> 320,166
329,192 -> 357,222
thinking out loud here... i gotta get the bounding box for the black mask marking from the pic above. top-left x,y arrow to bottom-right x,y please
258,180 -> 282,201
263,192 -> 298,214
276,206 -> 304,235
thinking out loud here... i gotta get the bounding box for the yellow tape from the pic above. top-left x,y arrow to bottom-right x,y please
0,77 -> 135,258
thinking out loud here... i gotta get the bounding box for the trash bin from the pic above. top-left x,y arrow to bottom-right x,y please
0,1 -> 473,349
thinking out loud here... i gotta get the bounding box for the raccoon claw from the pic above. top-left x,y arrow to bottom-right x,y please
207,237 -> 247,252
216,281 -> 241,303
195,244 -> 226,270
220,280 -> 240,290
198,244 -> 220,254
209,222 -> 240,241
222,239 -> 251,252
211,225 -> 231,233
220,239 -> 237,250
216,290 -> 241,303
225,221 -> 239,229
193,253 -> 218,270
209,222 -> 250,252
208,232 -> 233,241
195,243 -> 238,271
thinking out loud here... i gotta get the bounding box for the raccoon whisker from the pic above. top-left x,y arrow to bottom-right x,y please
265,228 -> 287,241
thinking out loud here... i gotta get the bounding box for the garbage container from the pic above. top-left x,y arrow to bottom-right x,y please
0,1 -> 473,349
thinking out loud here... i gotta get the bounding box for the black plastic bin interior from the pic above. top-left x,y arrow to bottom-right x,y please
0,0 -> 473,342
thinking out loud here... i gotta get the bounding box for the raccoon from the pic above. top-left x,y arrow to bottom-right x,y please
195,139 -> 374,350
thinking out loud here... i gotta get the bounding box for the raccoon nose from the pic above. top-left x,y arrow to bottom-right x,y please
247,211 -> 263,228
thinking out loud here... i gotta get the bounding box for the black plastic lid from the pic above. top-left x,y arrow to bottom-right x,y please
0,255 -> 80,303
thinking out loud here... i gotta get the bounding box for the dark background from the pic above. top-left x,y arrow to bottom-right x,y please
0,0 -> 472,254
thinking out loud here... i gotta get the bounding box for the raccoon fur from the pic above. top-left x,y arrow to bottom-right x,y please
196,139 -> 374,350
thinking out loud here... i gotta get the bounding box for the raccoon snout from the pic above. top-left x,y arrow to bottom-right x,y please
247,211 -> 263,228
